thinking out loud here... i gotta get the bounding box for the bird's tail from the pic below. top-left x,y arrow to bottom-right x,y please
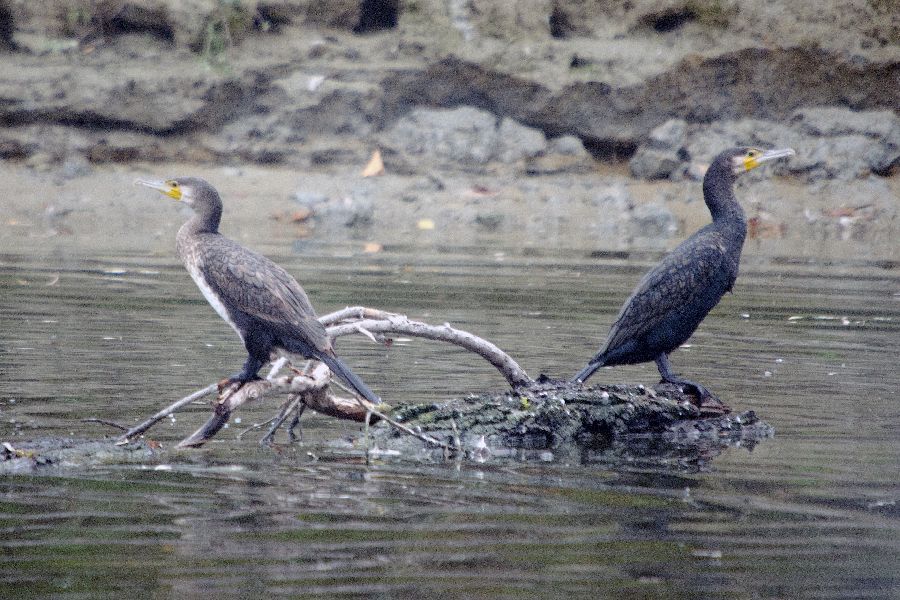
317,353 -> 381,405
572,358 -> 604,384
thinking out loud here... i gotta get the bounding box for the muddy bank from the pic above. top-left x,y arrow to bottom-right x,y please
0,2 -> 896,261
0,1 -> 896,173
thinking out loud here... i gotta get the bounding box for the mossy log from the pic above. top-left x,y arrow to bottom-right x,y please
370,381 -> 772,465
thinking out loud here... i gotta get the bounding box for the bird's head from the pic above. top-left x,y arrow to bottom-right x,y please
722,146 -> 795,177
136,176 -> 223,232
135,176 -> 217,209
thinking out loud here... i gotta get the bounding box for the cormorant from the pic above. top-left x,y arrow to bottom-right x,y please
137,177 -> 380,404
572,146 -> 795,404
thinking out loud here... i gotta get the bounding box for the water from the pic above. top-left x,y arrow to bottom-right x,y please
1,208 -> 899,597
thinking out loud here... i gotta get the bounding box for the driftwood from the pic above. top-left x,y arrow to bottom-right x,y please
116,308 -> 534,448
319,307 -> 532,389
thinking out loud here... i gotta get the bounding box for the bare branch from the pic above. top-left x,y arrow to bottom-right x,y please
116,383 -> 218,445
318,306 -> 381,326
83,418 -> 129,432
176,363 -> 386,448
121,307 -> 532,448
325,309 -> 532,389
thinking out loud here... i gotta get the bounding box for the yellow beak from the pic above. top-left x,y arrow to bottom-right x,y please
135,178 -> 181,200
744,148 -> 795,171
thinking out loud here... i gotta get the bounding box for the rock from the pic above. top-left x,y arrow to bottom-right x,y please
791,107 -> 900,143
289,89 -> 378,139
497,117 -> 547,163
788,135 -> 889,181
58,155 -> 93,180
583,183 -> 633,241
790,107 -> 900,176
320,185 -> 375,228
629,119 -> 689,180
446,0 -> 554,40
648,118 -> 688,149
24,151 -> 55,171
474,212 -> 504,231
381,106 -> 499,165
630,202 -> 677,239
629,146 -> 682,180
382,50 -> 898,165
291,191 -> 329,207
381,107 -> 548,167
305,0 -> 363,30
550,135 -> 588,157
679,110 -> 900,182
292,185 -> 374,229
589,183 -> 631,212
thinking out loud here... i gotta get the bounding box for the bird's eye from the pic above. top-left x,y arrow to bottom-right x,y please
747,150 -> 758,158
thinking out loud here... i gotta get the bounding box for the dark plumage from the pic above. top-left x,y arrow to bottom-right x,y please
137,177 -> 379,404
573,147 -> 794,402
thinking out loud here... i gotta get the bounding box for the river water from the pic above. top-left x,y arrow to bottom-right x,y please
0,168 -> 898,598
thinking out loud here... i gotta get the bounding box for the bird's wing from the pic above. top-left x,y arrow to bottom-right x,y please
602,229 -> 735,353
196,236 -> 331,354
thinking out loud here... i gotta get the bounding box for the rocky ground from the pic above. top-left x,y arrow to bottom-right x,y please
0,1 -> 896,249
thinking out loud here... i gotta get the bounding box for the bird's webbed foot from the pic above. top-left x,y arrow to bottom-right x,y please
663,378 -> 730,415
654,355 -> 730,414
218,373 -> 263,392
219,354 -> 267,390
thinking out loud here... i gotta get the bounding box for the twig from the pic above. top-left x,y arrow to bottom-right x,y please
236,420 -> 268,440
287,403 -> 306,442
116,383 -> 217,445
350,397 -> 450,451
260,393 -> 304,445
83,418 -> 129,432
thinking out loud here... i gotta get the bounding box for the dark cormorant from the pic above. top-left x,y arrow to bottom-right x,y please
137,177 -> 380,404
572,146 -> 795,404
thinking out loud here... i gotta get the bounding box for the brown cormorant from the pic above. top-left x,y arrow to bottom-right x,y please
573,146 -> 795,404
137,177 -> 380,404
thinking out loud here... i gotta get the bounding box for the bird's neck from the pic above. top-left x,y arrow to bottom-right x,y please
183,205 -> 222,236
703,167 -> 745,223
703,165 -> 747,250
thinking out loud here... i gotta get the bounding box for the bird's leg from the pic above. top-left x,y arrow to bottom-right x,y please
656,353 -> 715,406
221,330 -> 277,389
287,403 -> 306,443
219,353 -> 266,390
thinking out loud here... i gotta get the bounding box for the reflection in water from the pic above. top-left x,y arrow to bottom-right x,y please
0,243 -> 898,598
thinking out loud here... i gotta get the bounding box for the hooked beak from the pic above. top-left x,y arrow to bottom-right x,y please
745,148 -> 795,171
135,178 -> 181,200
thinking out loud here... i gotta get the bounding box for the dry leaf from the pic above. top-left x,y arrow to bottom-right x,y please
271,207 -> 313,223
361,149 -> 385,177
465,184 -> 499,197
748,215 -> 786,239
288,208 -> 313,223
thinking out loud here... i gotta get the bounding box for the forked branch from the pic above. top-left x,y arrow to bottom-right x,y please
115,307 -> 533,447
